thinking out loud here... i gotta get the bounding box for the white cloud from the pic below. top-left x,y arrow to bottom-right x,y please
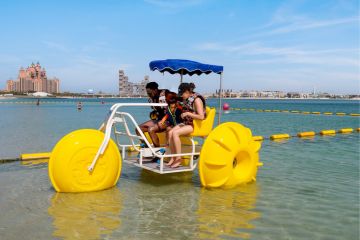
195,41 -> 359,67
268,16 -> 359,34
144,0 -> 204,9
42,41 -> 69,52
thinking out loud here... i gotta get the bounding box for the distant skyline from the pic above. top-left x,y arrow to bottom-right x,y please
0,0 -> 359,94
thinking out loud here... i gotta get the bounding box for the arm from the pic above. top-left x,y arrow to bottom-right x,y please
184,98 -> 205,120
159,114 -> 169,126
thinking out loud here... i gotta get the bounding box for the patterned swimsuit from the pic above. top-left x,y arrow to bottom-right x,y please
181,93 -> 206,127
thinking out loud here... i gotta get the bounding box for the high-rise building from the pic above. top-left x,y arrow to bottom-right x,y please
118,70 -> 150,97
5,62 -> 60,93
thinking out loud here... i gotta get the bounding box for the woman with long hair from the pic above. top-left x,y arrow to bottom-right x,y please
167,82 -> 206,168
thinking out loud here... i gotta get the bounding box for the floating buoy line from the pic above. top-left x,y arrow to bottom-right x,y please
0,127 -> 358,163
229,108 -> 360,117
253,127 -> 360,141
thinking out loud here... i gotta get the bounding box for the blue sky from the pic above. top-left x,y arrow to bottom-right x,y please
0,0 -> 359,94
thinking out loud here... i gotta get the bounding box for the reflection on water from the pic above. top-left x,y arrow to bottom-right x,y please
48,187 -> 122,240
197,184 -> 260,239
21,159 -> 49,166
138,168 -> 194,186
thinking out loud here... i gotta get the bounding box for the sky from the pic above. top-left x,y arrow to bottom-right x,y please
0,0 -> 359,94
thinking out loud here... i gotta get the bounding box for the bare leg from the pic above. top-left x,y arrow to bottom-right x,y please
165,126 -> 173,146
171,125 -> 194,168
167,125 -> 180,166
148,123 -> 161,147
137,119 -> 156,136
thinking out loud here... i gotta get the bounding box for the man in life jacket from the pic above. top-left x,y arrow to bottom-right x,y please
138,82 -> 169,147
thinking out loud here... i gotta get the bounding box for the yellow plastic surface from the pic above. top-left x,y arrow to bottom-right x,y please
320,130 -> 336,135
49,129 -> 121,193
297,131 -> 316,137
323,112 -> 333,115
191,107 -> 216,137
336,113 -> 346,116
252,136 -> 264,141
199,122 -> 261,188
338,128 -> 353,133
270,134 -> 290,140
350,113 -> 360,116
21,152 -> 51,160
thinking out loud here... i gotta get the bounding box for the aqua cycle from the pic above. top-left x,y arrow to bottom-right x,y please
48,59 -> 262,192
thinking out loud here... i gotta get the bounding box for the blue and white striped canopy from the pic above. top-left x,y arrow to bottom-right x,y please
149,59 -> 223,76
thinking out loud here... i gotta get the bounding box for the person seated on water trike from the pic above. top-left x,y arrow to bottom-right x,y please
137,82 -> 169,148
167,82 -> 206,168
157,92 -> 184,146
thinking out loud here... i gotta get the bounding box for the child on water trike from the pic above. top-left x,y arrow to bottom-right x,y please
157,92 -> 184,145
158,92 -> 183,146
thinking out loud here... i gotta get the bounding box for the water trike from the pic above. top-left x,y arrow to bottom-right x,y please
48,59 -> 262,192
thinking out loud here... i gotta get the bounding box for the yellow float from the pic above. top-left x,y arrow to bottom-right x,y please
320,130 -> 336,135
48,129 -> 121,192
252,136 -> 264,141
338,128 -> 353,134
21,152 -> 51,160
297,131 -> 315,138
199,122 -> 261,188
270,134 -> 290,140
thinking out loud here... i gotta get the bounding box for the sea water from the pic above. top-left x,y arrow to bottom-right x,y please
0,98 -> 359,239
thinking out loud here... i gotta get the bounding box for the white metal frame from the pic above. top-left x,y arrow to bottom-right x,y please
87,103 -> 200,174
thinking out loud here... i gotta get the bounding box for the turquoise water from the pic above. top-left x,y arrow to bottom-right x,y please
0,98 -> 359,239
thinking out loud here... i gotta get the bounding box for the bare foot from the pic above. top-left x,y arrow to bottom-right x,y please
170,158 -> 182,168
166,158 -> 175,166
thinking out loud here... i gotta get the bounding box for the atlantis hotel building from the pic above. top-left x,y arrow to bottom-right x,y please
6,62 -> 60,93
